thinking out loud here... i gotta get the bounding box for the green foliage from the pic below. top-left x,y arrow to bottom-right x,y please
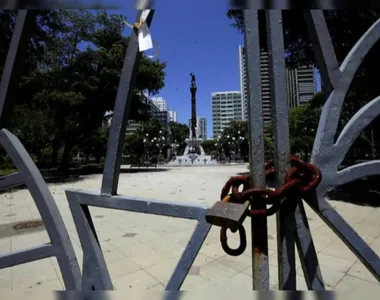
217,121 -> 249,161
138,118 -> 167,139
202,140 -> 216,155
123,118 -> 171,162
168,122 -> 189,143
124,133 -> 144,163
168,121 -> 189,153
288,104 -> 321,161
78,127 -> 109,163
1,10 -> 167,170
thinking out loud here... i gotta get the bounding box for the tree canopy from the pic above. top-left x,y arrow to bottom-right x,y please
0,10 -> 167,170
168,121 -> 189,153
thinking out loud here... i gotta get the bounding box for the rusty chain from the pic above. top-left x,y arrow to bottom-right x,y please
219,155 -> 321,256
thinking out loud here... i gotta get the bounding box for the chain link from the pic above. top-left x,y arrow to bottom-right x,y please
218,156 -> 321,256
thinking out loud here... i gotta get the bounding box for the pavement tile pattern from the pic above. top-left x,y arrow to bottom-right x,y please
0,165 -> 379,296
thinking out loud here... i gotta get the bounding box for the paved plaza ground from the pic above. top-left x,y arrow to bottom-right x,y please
0,165 -> 380,296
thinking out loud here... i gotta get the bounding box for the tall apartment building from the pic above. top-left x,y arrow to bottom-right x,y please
126,95 -> 168,135
212,91 -> 243,138
239,46 -> 271,123
286,66 -> 317,109
188,116 -> 207,140
150,96 -> 169,128
239,45 -> 248,121
151,97 -> 168,111
239,45 -> 316,123
168,110 -> 177,123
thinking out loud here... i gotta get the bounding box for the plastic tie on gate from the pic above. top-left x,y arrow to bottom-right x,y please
123,10 -> 160,59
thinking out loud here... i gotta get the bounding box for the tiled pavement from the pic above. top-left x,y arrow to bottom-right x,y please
0,165 -> 380,296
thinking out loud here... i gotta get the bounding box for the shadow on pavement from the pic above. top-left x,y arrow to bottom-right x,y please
235,172 -> 380,207
327,176 -> 380,207
120,168 -> 169,173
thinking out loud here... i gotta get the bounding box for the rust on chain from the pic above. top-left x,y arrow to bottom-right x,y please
214,156 -> 322,256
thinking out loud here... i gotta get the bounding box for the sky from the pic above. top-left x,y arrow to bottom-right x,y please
105,1 -> 321,138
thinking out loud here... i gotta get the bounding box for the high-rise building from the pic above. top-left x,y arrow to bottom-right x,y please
238,45 -> 248,121
239,45 -> 317,123
239,46 -> 272,123
286,66 -> 317,109
151,97 -> 168,112
168,110 -> 177,123
150,96 -> 170,128
188,116 -> 207,140
126,95 -> 168,135
153,111 -> 170,128
212,91 -> 243,138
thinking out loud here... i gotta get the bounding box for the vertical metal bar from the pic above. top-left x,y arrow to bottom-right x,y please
101,10 -> 154,195
0,10 -> 30,125
243,10 -> 269,290
265,10 -> 296,289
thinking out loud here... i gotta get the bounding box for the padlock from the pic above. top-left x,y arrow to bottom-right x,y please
205,201 -> 250,232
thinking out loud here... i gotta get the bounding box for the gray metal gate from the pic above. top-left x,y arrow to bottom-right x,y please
0,11 -> 81,290
0,9 -> 379,291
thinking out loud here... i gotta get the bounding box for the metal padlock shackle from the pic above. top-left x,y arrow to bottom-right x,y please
205,195 -> 251,231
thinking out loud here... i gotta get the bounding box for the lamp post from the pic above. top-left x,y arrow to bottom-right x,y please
223,131 -> 246,163
155,130 -> 166,163
215,135 -> 224,162
171,140 -> 179,161
225,135 -> 235,162
143,133 -> 151,163
236,131 -> 246,162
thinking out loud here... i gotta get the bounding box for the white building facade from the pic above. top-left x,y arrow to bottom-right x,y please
151,97 -> 168,112
168,110 -> 177,122
212,91 -> 243,138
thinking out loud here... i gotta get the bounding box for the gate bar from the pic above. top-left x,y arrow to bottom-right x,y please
265,10 -> 296,289
243,10 -> 269,289
101,10 -> 154,195
0,10 -> 30,124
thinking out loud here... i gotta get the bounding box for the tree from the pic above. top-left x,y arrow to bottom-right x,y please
10,104 -> 55,165
130,118 -> 170,162
219,121 -> 249,160
77,127 -> 109,164
168,122 -> 189,154
137,118 -> 167,138
202,140 -> 216,155
6,10 -> 167,171
288,105 -> 320,161
124,133 -> 144,164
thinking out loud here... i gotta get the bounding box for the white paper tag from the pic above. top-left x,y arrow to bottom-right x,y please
138,10 -> 153,52
141,9 -> 150,21
138,23 -> 153,52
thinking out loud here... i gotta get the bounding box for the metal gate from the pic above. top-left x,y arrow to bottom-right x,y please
0,9 -> 379,291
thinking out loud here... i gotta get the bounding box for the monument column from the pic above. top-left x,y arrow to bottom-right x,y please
190,73 -> 197,139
